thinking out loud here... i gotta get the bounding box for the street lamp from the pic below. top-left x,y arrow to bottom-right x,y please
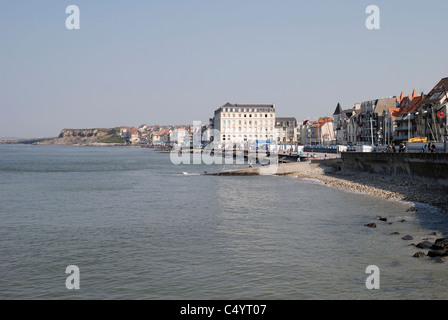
407,113 -> 411,142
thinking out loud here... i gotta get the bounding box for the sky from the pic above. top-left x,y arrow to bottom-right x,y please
1,0 -> 447,138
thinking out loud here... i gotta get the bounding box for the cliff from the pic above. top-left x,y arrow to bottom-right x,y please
0,128 -> 126,145
44,128 -> 126,145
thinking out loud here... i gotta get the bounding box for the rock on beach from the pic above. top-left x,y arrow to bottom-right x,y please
416,241 -> 433,249
413,251 -> 426,258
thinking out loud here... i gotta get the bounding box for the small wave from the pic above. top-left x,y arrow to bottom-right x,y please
181,172 -> 201,176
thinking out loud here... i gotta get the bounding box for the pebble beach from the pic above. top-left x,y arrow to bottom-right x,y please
289,164 -> 448,214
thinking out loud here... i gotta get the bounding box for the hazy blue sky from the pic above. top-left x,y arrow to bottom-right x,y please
1,0 -> 447,137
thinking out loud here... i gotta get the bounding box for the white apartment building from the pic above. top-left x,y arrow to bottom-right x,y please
212,103 -> 276,146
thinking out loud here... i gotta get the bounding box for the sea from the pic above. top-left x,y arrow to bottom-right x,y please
1,144 -> 448,300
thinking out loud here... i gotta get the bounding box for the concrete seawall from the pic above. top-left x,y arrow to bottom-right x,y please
341,152 -> 448,185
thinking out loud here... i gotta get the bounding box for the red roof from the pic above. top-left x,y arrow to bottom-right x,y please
394,90 -> 423,117
389,107 -> 400,120
311,117 -> 334,128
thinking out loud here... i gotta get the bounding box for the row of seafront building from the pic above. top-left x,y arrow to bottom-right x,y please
206,76 -> 448,150
313,76 -> 448,147
117,76 -> 447,151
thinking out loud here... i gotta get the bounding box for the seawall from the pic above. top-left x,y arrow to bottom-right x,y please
341,152 -> 448,185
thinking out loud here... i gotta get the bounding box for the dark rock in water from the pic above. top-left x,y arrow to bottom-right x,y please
365,223 -> 377,228
427,249 -> 448,257
400,219 -> 407,223
430,232 -> 439,236
430,238 -> 448,250
431,256 -> 445,264
401,235 -> 413,240
377,216 -> 388,222
390,232 -> 400,235
413,251 -> 426,258
406,206 -> 418,212
435,237 -> 448,245
416,241 -> 433,249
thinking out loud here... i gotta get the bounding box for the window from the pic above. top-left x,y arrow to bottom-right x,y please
430,92 -> 442,100
265,114 -> 268,117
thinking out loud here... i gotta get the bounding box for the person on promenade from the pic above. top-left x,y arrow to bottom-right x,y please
431,143 -> 436,153
392,143 -> 396,153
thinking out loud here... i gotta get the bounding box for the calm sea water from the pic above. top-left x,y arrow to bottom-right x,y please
1,144 -> 448,300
